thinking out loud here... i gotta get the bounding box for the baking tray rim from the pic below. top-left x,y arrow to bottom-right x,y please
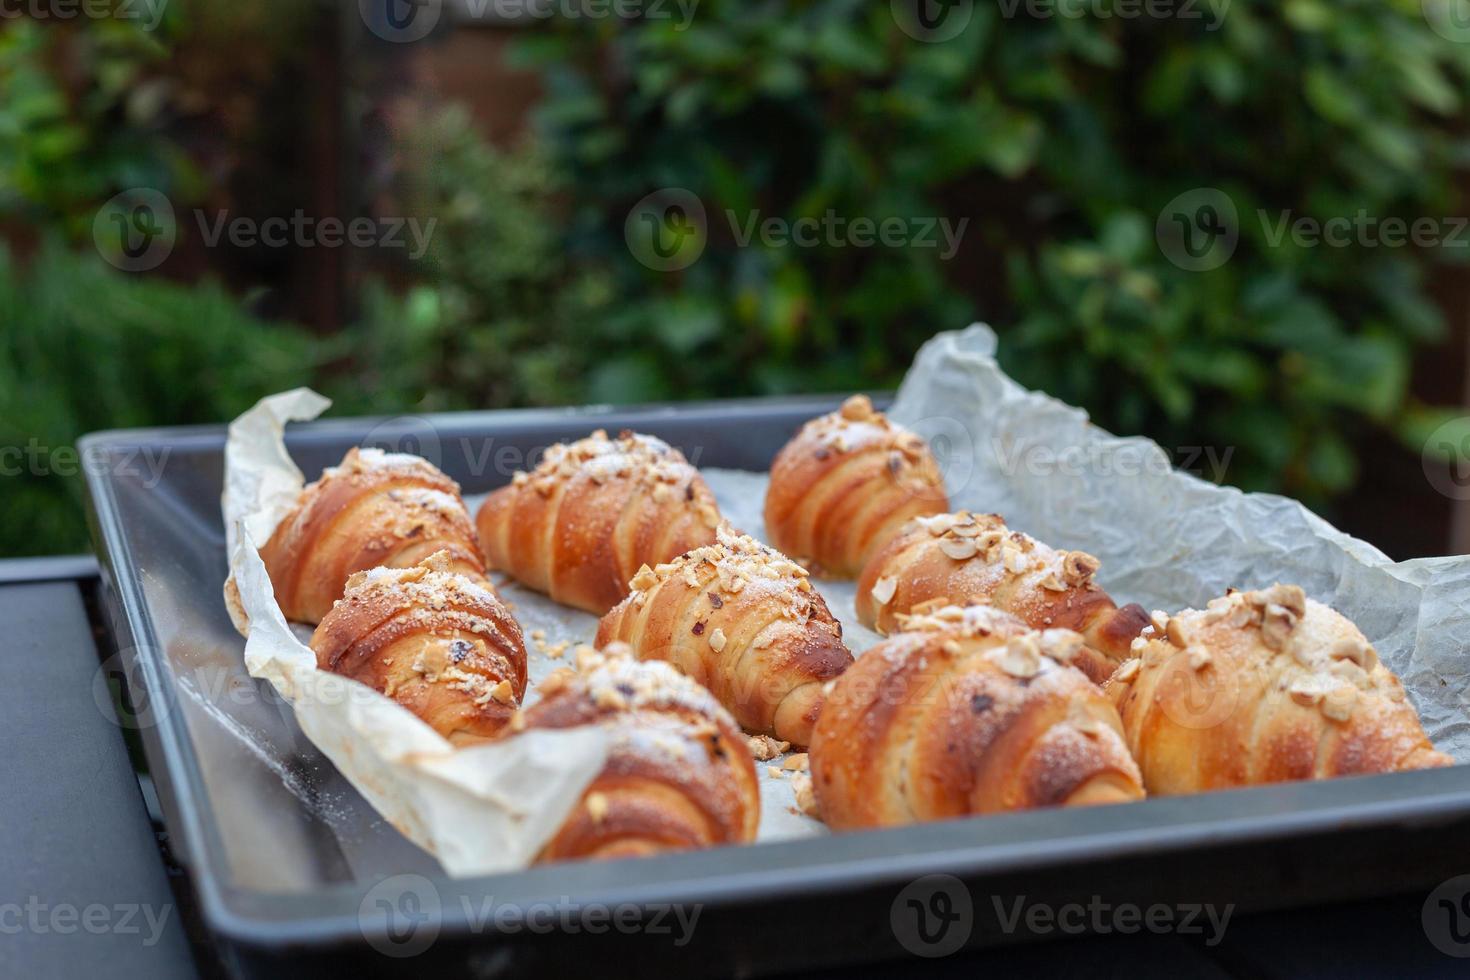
78,396 -> 1470,954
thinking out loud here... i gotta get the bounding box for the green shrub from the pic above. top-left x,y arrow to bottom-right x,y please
0,243 -> 317,554
516,0 -> 1470,502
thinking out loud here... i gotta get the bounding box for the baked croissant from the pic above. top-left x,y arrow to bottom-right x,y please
1105,584 -> 1453,795
260,447 -> 485,625
764,394 -> 948,578
595,527 -> 853,748
310,553 -> 526,743
810,604 -> 1144,830
515,645 -> 760,862
476,429 -> 723,614
855,511 -> 1149,684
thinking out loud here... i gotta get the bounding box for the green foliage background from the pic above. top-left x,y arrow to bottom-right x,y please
3,1 -> 1470,555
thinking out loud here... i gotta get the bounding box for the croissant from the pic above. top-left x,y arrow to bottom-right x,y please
309,553 -> 526,744
476,429 -> 723,614
595,527 -> 853,748
515,645 -> 760,862
764,394 -> 948,578
260,447 -> 485,625
810,604 -> 1144,830
1105,584 -> 1453,794
855,511 -> 1149,684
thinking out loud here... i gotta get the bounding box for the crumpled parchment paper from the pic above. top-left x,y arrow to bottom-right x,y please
222,324 -> 1467,877
223,391 -> 610,876
887,324 -> 1468,757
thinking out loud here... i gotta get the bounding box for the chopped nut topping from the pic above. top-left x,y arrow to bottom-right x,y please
782,753 -> 809,771
1038,573 -> 1067,592
994,637 -> 1043,679
909,596 -> 952,616
1187,649 -> 1212,671
1114,658 -> 1142,683
870,575 -> 898,606
938,535 -> 979,561
489,679 -> 515,704
1330,638 -> 1377,671
747,734 -> 791,761
1321,684 -> 1357,722
1061,551 -> 1100,586
1166,617 -> 1188,649
1067,697 -> 1105,738
709,627 -> 727,653
790,772 -> 818,816
839,394 -> 875,421
586,792 -> 609,823
630,564 -> 658,593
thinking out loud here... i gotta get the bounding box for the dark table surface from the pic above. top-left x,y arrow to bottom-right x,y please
3,556 -> 1467,979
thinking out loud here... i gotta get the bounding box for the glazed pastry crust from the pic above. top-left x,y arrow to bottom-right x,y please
764,395 -> 948,579
518,645 -> 760,862
596,527 -> 853,748
261,447 -> 484,625
1105,584 -> 1453,795
310,553 -> 526,743
856,511 -> 1148,684
477,429 -> 722,614
810,605 -> 1144,830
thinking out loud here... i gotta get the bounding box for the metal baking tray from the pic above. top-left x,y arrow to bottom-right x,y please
80,396 -> 1470,978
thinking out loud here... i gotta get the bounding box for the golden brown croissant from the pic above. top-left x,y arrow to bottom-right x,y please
514,645 -> 760,862
310,553 -> 526,744
810,604 -> 1144,830
1105,584 -> 1453,794
855,511 -> 1149,684
595,527 -> 853,748
476,429 -> 723,614
260,447 -> 485,625
763,395 -> 948,578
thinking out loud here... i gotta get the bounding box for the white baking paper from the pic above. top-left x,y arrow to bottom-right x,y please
222,324 -> 1467,877
223,391 -> 610,877
887,324 -> 1469,757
